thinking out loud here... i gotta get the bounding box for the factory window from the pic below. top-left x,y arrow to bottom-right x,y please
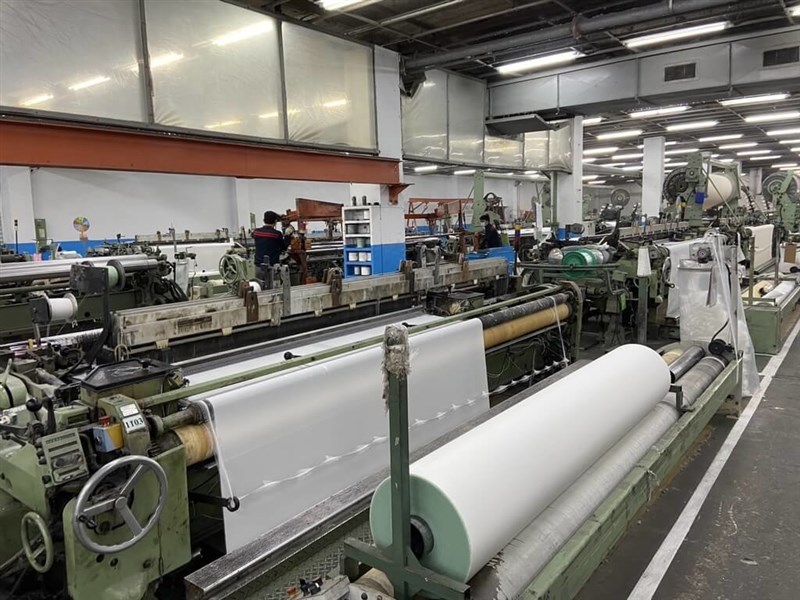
663,63 -> 697,82
282,23 -> 377,150
0,0 -> 147,122
762,46 -> 799,67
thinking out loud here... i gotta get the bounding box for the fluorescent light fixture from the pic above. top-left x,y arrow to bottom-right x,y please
637,141 -> 679,148
582,175 -> 599,180
68,75 -> 111,91
212,21 -> 271,46
612,153 -> 643,160
414,165 -> 438,173
629,105 -> 688,118
792,147 -> 800,152
737,149 -> 772,155
321,0 -> 368,9
422,81 -> 436,88
780,166 -> 800,171
665,147 -> 698,155
204,119 -> 241,129
744,111 -> 800,123
598,163 -> 626,167
584,146 -> 619,155
19,93 -> 54,107
582,157 -> 598,163
791,5 -> 800,16
622,165 -> 643,171
583,117 -> 604,126
780,139 -> 800,144
719,93 -> 789,106
772,162 -> 798,168
719,142 -> 757,149
749,155 -> 780,161
496,50 -> 584,74
668,161 -> 689,167
623,21 -> 728,48
587,180 -> 607,185
322,98 -> 349,108
453,169 -> 476,175
596,129 -> 642,140
666,120 -> 718,131
718,158 -> 735,163
767,127 -> 800,136
698,133 -> 743,142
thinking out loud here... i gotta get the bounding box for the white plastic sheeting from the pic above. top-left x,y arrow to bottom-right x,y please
144,0 -> 283,139
484,134 -> 523,167
524,132 -> 549,169
448,75 -> 485,164
0,0 -> 146,121
282,23 -> 376,149
401,70 -> 448,160
200,319 -> 489,551
371,344 -> 670,582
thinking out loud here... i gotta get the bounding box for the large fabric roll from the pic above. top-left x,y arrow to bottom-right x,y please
756,280 -> 798,307
745,224 -> 775,271
200,319 -> 489,552
370,344 -> 670,582
704,172 -> 737,210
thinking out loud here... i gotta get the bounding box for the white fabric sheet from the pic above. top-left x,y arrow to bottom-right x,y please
200,319 -> 489,552
660,238 -> 705,319
746,224 -> 775,272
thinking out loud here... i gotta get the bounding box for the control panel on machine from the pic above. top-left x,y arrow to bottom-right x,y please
40,428 -> 89,485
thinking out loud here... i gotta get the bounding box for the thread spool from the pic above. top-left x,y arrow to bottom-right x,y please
46,293 -> 78,323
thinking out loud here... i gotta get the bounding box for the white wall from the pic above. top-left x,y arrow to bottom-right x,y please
0,166 -> 36,245
30,168 -> 236,241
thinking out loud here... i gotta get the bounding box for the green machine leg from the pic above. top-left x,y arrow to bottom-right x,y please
343,326 -> 469,600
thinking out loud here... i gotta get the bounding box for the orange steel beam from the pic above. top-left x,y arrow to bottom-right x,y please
0,119 -> 401,185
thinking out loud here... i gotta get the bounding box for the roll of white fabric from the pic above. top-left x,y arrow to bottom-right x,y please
756,280 -> 797,306
370,344 -> 670,582
704,172 -> 736,210
745,224 -> 775,271
200,319 -> 489,552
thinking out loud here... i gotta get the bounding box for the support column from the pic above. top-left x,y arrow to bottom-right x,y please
553,117 -> 583,239
642,136 -> 665,218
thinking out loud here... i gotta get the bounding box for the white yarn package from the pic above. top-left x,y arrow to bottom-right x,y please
199,319 -> 489,551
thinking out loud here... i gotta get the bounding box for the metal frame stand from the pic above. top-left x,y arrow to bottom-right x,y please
343,326 -> 470,600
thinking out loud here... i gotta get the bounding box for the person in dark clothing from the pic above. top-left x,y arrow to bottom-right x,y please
479,213 -> 503,249
252,211 -> 288,268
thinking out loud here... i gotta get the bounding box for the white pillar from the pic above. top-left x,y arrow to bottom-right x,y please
642,136 -> 665,217
554,116 -> 583,238
0,166 -> 36,249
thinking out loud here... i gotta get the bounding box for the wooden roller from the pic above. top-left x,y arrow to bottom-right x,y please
483,303 -> 571,349
174,424 -> 215,466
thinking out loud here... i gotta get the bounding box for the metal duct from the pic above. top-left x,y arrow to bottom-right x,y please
668,345 -> 705,383
405,0 -> 736,70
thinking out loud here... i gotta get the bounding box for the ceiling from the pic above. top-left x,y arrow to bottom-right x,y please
239,0 -> 798,79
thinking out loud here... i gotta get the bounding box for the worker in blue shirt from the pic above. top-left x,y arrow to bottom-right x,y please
480,214 -> 503,249
252,211 -> 288,269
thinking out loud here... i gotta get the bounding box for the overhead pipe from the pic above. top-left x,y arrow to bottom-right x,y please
405,0 -> 738,70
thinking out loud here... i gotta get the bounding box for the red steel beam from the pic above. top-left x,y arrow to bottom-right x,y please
0,119 -> 401,185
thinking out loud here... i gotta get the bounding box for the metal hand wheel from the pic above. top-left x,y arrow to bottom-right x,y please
73,455 -> 168,554
21,512 -> 54,573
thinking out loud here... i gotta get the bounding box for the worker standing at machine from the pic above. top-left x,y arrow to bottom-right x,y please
252,211 -> 288,275
480,213 -> 503,249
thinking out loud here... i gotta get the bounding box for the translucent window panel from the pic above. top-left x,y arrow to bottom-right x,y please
282,23 -> 376,149
0,0 -> 146,122
524,132 -> 550,169
448,74 -> 485,164
144,0 -> 283,139
402,70 -> 447,160
485,134 -> 523,167
548,123 -> 573,171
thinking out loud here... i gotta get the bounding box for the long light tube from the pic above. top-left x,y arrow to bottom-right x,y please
718,93 -> 789,106
666,120 -> 718,131
744,111 -> 800,123
628,106 -> 688,118
623,22 -> 728,48
496,50 -> 584,74
596,129 -> 642,140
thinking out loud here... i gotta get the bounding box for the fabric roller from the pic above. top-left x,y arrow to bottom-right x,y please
703,171 -> 738,210
370,344 -> 670,582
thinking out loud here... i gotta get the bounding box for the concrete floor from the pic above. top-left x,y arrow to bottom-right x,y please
577,328 -> 800,600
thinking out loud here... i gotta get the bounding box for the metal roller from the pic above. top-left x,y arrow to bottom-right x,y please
668,345 -> 705,383
478,294 -> 570,329
482,304 -> 571,349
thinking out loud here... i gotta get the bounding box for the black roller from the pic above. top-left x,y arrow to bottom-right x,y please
669,345 -> 705,383
478,293 -> 570,329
